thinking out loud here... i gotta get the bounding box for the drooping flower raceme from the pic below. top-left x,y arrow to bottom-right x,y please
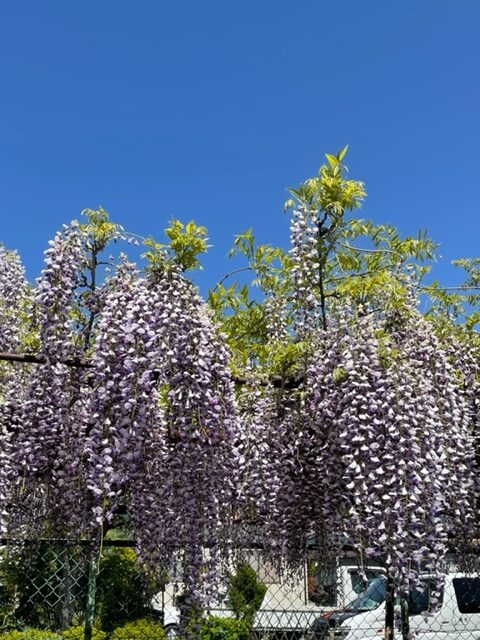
0,245 -> 28,352
0,215 -> 478,613
9,223 -> 92,535
290,205 -> 321,334
269,306 -> 479,592
85,263 -> 241,605
0,246 -> 30,533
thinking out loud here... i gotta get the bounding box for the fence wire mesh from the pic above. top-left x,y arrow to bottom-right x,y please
0,540 -> 479,640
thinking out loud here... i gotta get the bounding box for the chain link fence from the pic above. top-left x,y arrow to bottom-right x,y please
0,540 -> 479,639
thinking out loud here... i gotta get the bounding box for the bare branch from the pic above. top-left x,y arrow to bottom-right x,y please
421,285 -> 480,292
335,240 -> 403,258
211,266 -> 254,292
0,352 -> 92,368
0,351 -> 302,387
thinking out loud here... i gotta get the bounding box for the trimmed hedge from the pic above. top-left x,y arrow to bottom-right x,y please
0,630 -> 61,640
109,619 -> 167,640
201,616 -> 249,640
62,627 -> 107,640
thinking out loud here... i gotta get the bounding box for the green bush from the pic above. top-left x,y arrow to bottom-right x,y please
110,619 -> 167,640
96,549 -> 154,632
62,627 -> 106,640
201,616 -> 249,640
228,562 -> 266,623
0,544 -> 88,630
0,629 -> 61,640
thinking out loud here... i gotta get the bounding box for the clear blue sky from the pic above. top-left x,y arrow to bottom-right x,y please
1,0 -> 479,293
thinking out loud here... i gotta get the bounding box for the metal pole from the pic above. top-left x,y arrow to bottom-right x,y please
84,552 -> 99,640
385,573 -> 395,640
400,593 -> 410,640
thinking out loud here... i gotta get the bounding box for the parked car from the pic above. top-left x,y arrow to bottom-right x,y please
152,563 -> 385,639
303,573 -> 480,640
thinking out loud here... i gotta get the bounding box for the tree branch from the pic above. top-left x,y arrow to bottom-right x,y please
212,266 -> 255,292
335,240 -> 403,258
421,285 -> 480,291
0,351 -> 302,387
0,352 -> 92,368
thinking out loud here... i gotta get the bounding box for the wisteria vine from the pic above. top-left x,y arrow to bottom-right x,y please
0,208 -> 478,625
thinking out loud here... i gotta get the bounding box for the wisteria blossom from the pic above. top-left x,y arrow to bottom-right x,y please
0,246 -> 29,533
249,305 -> 478,595
0,209 -> 478,625
290,204 -> 321,334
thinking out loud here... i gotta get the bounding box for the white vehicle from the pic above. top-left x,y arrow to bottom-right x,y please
304,573 -> 480,640
152,559 -> 385,639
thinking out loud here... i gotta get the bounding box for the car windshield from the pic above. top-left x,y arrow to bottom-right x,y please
344,577 -> 386,612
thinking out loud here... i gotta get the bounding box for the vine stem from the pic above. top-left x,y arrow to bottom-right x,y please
336,240 -> 403,257
0,351 -> 302,388
211,266 -> 255,292
0,351 -> 92,368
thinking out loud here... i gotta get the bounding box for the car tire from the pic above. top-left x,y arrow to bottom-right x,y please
164,624 -> 180,639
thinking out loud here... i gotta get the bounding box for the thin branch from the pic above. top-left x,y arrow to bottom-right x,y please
329,270 -> 386,282
335,240 -> 403,258
0,351 -> 302,388
212,266 -> 254,292
421,285 -> 480,292
0,352 -> 92,368
233,374 -> 301,389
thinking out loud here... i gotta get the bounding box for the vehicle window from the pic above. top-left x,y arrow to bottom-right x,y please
345,577 -> 386,611
350,569 -> 385,595
307,559 -> 337,606
408,578 -> 444,615
452,577 -> 480,613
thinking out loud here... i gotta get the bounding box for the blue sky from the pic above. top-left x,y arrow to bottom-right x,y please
1,0 -> 479,294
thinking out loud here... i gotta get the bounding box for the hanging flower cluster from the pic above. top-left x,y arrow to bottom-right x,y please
0,246 -> 29,533
0,224 -> 243,608
0,207 -> 478,613
233,383 -> 287,534
289,205 -> 321,334
129,272 -> 239,603
0,245 -> 28,352
252,305 -> 478,592
85,260 -> 241,600
8,223 -> 93,534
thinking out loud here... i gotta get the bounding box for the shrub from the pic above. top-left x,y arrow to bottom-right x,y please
0,630 -> 61,640
201,616 -> 249,640
96,549 -> 154,632
0,545 -> 88,630
62,627 -> 107,640
110,619 -> 167,640
228,562 -> 266,623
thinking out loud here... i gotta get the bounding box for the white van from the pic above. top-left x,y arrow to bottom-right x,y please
153,559 -> 385,638
304,573 -> 480,640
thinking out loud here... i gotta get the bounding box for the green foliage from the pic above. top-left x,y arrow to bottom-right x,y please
211,148 -> 442,372
426,258 -> 480,328
0,630 -> 61,640
0,558 -> 19,628
81,207 -> 123,252
96,548 -> 154,632
62,627 -> 106,640
109,618 -> 167,640
0,544 -> 88,631
287,146 -> 366,215
144,219 -> 210,272
209,228 -> 295,374
227,562 -> 266,624
209,280 -> 270,373
200,616 -> 249,640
